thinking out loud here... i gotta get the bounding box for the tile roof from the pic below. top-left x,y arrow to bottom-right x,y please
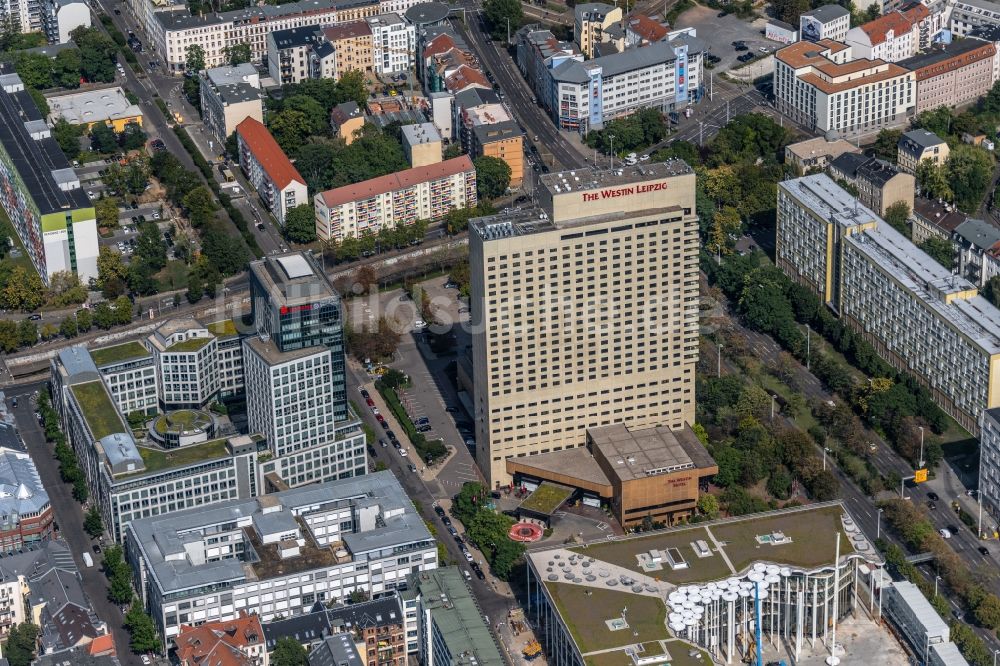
857,11 -> 915,46
421,32 -> 457,60
445,64 -> 489,91
322,20 -> 372,40
318,154 -> 474,208
625,12 -> 668,42
235,118 -> 305,190
777,40 -> 910,94
176,612 -> 264,666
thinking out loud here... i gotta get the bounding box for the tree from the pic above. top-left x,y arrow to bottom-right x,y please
946,144 -> 994,212
284,95 -> 329,137
771,0 -> 809,24
336,70 -> 368,107
186,271 -> 204,303
474,156 -> 512,200
883,200 -> 910,237
54,47 -> 83,88
919,236 -> 954,269
47,271 -> 87,307
452,481 -> 488,525
17,319 -> 36,347
96,196 -> 121,229
283,204 -> 317,243
91,123 -> 118,154
53,119 -> 82,160
93,301 -> 116,329
124,603 -> 160,654
483,0 -> 522,40
60,316 -> 78,339
269,109 -> 311,155
985,275 -> 1000,308
72,27 -> 117,83
697,493 -> 719,518
200,223 -> 248,275
223,42 -> 251,66
272,637 -> 309,666
133,221 -> 167,271
347,317 -> 401,362
708,206 -> 742,256
182,186 -> 218,227
13,52 -> 53,89
97,246 -> 128,296
114,295 -> 133,325
185,44 -> 206,73
1,266 -> 44,312
76,308 -> 92,332
0,320 -> 17,353
120,122 -> 147,151
871,128 -> 902,162
916,159 -> 953,202
84,505 -> 104,538
5,623 -> 39,666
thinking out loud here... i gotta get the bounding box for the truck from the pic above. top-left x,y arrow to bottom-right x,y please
82,552 -> 94,568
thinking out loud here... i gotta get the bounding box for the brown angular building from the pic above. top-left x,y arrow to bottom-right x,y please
901,38 -> 996,112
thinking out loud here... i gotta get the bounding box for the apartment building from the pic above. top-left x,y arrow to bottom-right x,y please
0,448 -> 53,551
979,407 -> 1000,524
331,101 -> 365,144
784,135 -> 860,172
90,341 -> 158,416
828,153 -> 915,216
314,155 -> 476,240
199,64 -> 264,144
774,39 -> 916,136
799,4 -> 851,42
0,0 -> 38,35
897,128 -> 949,173
175,612 -> 268,666
236,118 -> 308,226
267,26 -> 324,85
625,13 -> 669,47
845,7 -> 925,62
954,217 -> 1000,286
39,0 -> 89,44
404,569 -> 503,666
468,161 -> 698,487
0,73 -> 98,285
124,472 -> 437,646
367,13 -> 414,74
776,174 -> 1000,435
911,196 -> 967,244
951,0 -> 1000,36
454,87 -> 523,186
548,36 -> 703,133
324,22 -> 375,76
400,122 -> 442,167
900,38 -> 997,113
574,3 -> 623,58
515,26 -> 582,105
146,317 -> 220,410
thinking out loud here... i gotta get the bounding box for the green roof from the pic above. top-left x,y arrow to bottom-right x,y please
412,568 -> 504,666
90,341 -> 151,366
547,583 -> 666,654
519,482 -> 574,515
152,410 -> 213,435
70,381 -> 127,440
129,438 -> 232,476
205,319 -> 238,337
166,337 -> 212,353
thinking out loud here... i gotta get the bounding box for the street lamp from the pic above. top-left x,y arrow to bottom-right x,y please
717,343 -> 723,378
822,447 -> 831,471
993,648 -> 999,666
770,394 -> 777,422
934,575 -> 941,598
918,426 -> 925,468
876,507 -> 883,540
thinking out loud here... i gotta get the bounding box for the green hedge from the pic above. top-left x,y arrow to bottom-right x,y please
173,127 -> 263,258
376,384 -> 447,463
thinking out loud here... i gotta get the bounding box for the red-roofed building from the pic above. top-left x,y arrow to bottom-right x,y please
175,612 -> 267,666
314,155 -> 476,240
624,13 -> 669,47
235,118 -> 308,226
845,9 -> 922,61
444,64 -> 490,93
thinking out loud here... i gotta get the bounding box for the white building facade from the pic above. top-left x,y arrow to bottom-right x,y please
146,319 -> 220,410
367,13 -> 414,74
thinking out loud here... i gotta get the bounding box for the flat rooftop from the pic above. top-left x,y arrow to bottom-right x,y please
590,424 -> 715,482
410,569 -> 504,666
166,337 -> 212,353
780,174 -> 881,230
70,380 -> 128,440
47,87 -> 141,126
244,335 -> 332,366
845,222 -> 1000,355
249,252 -> 338,309
90,341 -> 151,367
121,438 -> 233,478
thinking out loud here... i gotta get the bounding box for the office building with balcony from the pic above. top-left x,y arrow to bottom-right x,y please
146,317 -> 220,411
199,64 -> 264,144
776,174 -> 1000,434
469,161 -> 699,487
124,472 -> 437,647
236,118 -> 308,227
0,73 -> 98,286
314,155 -> 476,241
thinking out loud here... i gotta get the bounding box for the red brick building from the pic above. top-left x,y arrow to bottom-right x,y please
0,448 -> 53,551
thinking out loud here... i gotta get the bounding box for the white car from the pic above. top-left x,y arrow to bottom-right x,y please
639,154 -> 650,161
398,447 -> 408,457
414,319 -> 427,328
939,528 -> 952,539
464,551 -> 474,562
371,407 -> 380,416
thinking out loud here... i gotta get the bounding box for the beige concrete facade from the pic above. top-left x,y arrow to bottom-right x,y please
906,40 -> 996,113
470,161 -> 699,487
574,3 -> 623,58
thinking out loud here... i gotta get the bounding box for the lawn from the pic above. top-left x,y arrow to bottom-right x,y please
519,482 -> 573,515
572,526 -> 733,584
131,437 -> 231,475
206,319 -> 237,337
545,583 -> 666,654
166,337 -> 212,352
584,641 -> 712,666
709,504 -> 853,573
153,409 -> 212,434
71,381 -> 127,439
90,341 -> 150,366
156,259 -> 189,291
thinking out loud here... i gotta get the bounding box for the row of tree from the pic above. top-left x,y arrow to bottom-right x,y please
38,392 -> 89,501
451,482 -> 525,580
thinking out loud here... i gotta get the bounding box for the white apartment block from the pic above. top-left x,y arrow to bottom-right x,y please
211,322 -> 246,398
845,8 -> 924,62
548,36 -> 702,133
40,0 -> 90,44
91,341 -> 159,417
800,4 -> 851,42
236,118 -> 308,226
314,155 -> 476,241
146,318 -> 220,410
0,0 -> 38,35
124,472 -> 437,647
951,0 -> 1000,36
777,174 -> 1000,435
469,161 -> 699,487
774,39 -> 916,137
367,13 -> 414,74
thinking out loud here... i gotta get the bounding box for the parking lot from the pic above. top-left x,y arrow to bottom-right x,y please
674,6 -> 776,72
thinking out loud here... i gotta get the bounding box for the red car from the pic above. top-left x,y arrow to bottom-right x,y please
366,398 -> 375,407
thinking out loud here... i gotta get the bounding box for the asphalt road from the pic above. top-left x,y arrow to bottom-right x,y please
6,383 -> 140,665
454,11 -> 587,170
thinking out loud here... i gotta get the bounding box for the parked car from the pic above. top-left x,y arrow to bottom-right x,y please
417,424 -> 432,433
398,447 -> 408,457
737,53 -> 755,62
360,388 -> 370,399
379,439 -> 387,448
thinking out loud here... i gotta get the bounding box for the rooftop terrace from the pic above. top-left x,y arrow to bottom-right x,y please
518,482 -> 574,516
70,381 -> 127,440
166,337 -> 212,353
126,438 -> 232,477
205,319 -> 238,338
90,341 -> 151,367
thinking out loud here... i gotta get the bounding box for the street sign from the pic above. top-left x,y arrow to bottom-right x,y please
914,469 -> 928,483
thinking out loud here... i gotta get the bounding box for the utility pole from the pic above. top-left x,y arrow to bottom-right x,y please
507,17 -> 510,45
726,99 -> 730,124
709,71 -> 713,101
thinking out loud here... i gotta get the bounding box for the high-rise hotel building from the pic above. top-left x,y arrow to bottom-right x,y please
469,162 -> 699,487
